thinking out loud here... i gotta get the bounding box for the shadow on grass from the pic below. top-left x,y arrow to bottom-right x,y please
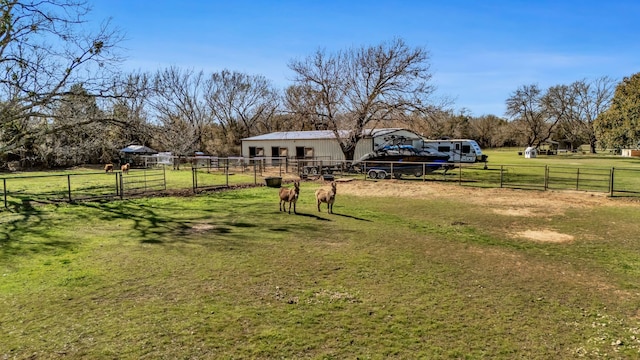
293,212 -> 332,221
0,197 -> 75,260
331,212 -> 372,221
1,194 -> 340,258
74,201 -> 249,246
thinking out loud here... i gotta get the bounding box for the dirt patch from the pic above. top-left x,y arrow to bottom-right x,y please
334,179 -> 624,217
514,230 -> 575,243
493,208 -> 536,217
191,223 -> 216,232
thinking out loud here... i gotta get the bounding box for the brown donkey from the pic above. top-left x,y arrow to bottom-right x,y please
315,181 -> 337,214
279,180 -> 300,214
104,163 -> 114,173
121,163 -> 130,174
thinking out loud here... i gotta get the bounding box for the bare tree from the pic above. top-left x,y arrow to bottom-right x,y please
505,84 -> 554,148
284,84 -> 327,130
0,0 -> 123,156
204,70 -> 280,153
540,84 -> 573,147
469,115 -> 510,148
561,77 -> 615,153
109,71 -> 155,151
151,67 -> 208,157
288,38 -> 439,160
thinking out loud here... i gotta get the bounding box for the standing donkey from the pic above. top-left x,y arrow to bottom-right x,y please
279,180 -> 300,214
315,181 -> 337,214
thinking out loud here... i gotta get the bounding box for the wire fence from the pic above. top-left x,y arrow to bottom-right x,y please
3,159 -> 640,210
2,167 -> 167,209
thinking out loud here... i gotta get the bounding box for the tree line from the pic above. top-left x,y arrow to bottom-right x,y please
1,1 -> 638,169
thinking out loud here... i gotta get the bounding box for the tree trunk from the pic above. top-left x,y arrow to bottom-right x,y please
589,136 -> 598,154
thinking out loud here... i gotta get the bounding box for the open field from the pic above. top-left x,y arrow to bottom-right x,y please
485,147 -> 640,168
2,178 -> 640,358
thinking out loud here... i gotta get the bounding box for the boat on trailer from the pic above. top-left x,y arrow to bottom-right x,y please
350,144 -> 451,179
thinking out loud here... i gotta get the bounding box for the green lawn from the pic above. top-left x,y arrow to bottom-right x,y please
484,147 -> 640,168
2,181 -> 640,358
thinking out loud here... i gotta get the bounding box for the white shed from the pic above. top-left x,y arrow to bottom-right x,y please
241,128 -> 423,165
524,146 -> 538,158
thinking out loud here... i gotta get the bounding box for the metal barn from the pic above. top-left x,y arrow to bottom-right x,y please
240,128 -> 423,165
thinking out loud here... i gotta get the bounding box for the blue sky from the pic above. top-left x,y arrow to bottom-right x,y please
88,0 -> 639,117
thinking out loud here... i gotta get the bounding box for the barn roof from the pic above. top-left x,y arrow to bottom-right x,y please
119,145 -> 158,154
242,128 -> 410,141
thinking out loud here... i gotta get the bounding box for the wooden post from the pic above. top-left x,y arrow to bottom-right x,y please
163,165 -> 167,191
609,167 -> 615,197
192,167 -> 197,193
226,158 -> 229,187
544,165 -> 549,190
67,174 -> 72,202
3,178 -> 7,208
120,172 -> 124,199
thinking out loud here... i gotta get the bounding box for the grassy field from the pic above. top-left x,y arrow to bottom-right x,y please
484,147 -> 640,168
2,177 -> 640,358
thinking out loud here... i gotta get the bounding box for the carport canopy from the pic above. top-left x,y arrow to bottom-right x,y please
119,145 -> 158,155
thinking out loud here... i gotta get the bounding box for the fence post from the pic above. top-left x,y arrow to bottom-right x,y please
609,167 -> 615,197
119,172 -> 124,199
422,163 -> 426,182
192,167 -> 197,193
254,160 -> 258,185
163,165 -> 167,191
226,158 -> 229,187
115,172 -> 119,196
458,162 -> 462,185
576,168 -> 580,191
544,165 -> 548,190
3,178 -> 7,208
67,174 -> 72,202
500,165 -> 504,188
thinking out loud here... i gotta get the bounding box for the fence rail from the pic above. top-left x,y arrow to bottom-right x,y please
121,168 -> 166,195
2,167 -> 167,208
3,159 -> 640,210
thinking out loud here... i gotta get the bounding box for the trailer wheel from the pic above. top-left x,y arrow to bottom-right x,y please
376,170 -> 387,179
310,167 -> 319,175
414,171 -> 423,177
368,170 -> 378,179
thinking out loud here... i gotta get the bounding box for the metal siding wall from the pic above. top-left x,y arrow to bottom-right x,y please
354,138 -> 374,159
242,139 -> 345,161
241,129 -> 421,161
